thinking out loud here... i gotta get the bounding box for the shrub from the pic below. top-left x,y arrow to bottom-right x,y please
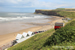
44,20 -> 75,46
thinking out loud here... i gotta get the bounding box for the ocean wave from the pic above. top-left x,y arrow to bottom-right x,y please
0,16 -> 47,21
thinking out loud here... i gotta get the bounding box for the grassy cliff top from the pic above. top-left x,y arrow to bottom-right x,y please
35,8 -> 75,18
35,9 -> 52,11
36,8 -> 75,11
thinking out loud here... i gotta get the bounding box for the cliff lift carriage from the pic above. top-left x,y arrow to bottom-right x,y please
54,22 -> 64,30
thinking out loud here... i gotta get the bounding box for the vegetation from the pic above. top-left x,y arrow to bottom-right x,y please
8,8 -> 75,50
44,20 -> 75,46
56,8 -> 75,11
56,8 -> 65,10
41,20 -> 75,50
56,11 -> 75,18
36,8 -> 75,18
8,29 -> 55,50
8,20 -> 75,50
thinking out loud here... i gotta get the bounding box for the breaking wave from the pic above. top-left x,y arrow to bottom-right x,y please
0,16 -> 47,21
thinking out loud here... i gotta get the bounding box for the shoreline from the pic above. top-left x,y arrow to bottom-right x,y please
0,16 -> 63,46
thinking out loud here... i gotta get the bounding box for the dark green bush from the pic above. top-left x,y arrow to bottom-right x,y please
44,20 -> 75,46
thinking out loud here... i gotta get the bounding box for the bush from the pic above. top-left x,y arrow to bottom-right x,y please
44,20 -> 75,46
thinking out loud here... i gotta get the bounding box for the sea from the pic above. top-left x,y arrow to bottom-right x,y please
0,12 -> 52,35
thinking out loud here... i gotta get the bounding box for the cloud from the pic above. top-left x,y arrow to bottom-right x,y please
0,0 -> 23,4
0,0 -> 75,12
12,1 -> 68,9
54,4 -> 69,8
11,0 -> 53,8
7,0 -> 23,4
0,0 -> 73,8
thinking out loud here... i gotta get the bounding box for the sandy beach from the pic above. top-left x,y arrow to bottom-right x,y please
0,16 -> 63,46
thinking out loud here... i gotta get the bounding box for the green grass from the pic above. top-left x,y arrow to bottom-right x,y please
8,8 -> 75,50
56,11 -> 75,18
8,29 -> 55,50
41,20 -> 75,50
41,41 -> 75,50
8,20 -> 75,50
35,8 -> 75,18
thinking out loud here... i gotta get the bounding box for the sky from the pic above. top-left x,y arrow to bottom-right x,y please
0,0 -> 75,12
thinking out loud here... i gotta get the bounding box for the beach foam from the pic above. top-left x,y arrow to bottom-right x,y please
0,12 -> 51,22
0,16 -> 48,21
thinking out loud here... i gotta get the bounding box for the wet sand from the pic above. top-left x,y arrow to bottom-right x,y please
0,16 -> 63,46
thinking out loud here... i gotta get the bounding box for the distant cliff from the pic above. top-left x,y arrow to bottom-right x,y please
35,10 -> 64,17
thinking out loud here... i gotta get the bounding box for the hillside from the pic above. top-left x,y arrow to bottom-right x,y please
8,19 -> 75,50
8,8 -> 75,50
8,29 -> 55,50
35,8 -> 75,18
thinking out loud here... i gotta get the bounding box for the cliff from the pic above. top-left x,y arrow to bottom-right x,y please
35,10 -> 63,17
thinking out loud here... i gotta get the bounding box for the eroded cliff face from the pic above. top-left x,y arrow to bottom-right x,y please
35,10 -> 63,17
